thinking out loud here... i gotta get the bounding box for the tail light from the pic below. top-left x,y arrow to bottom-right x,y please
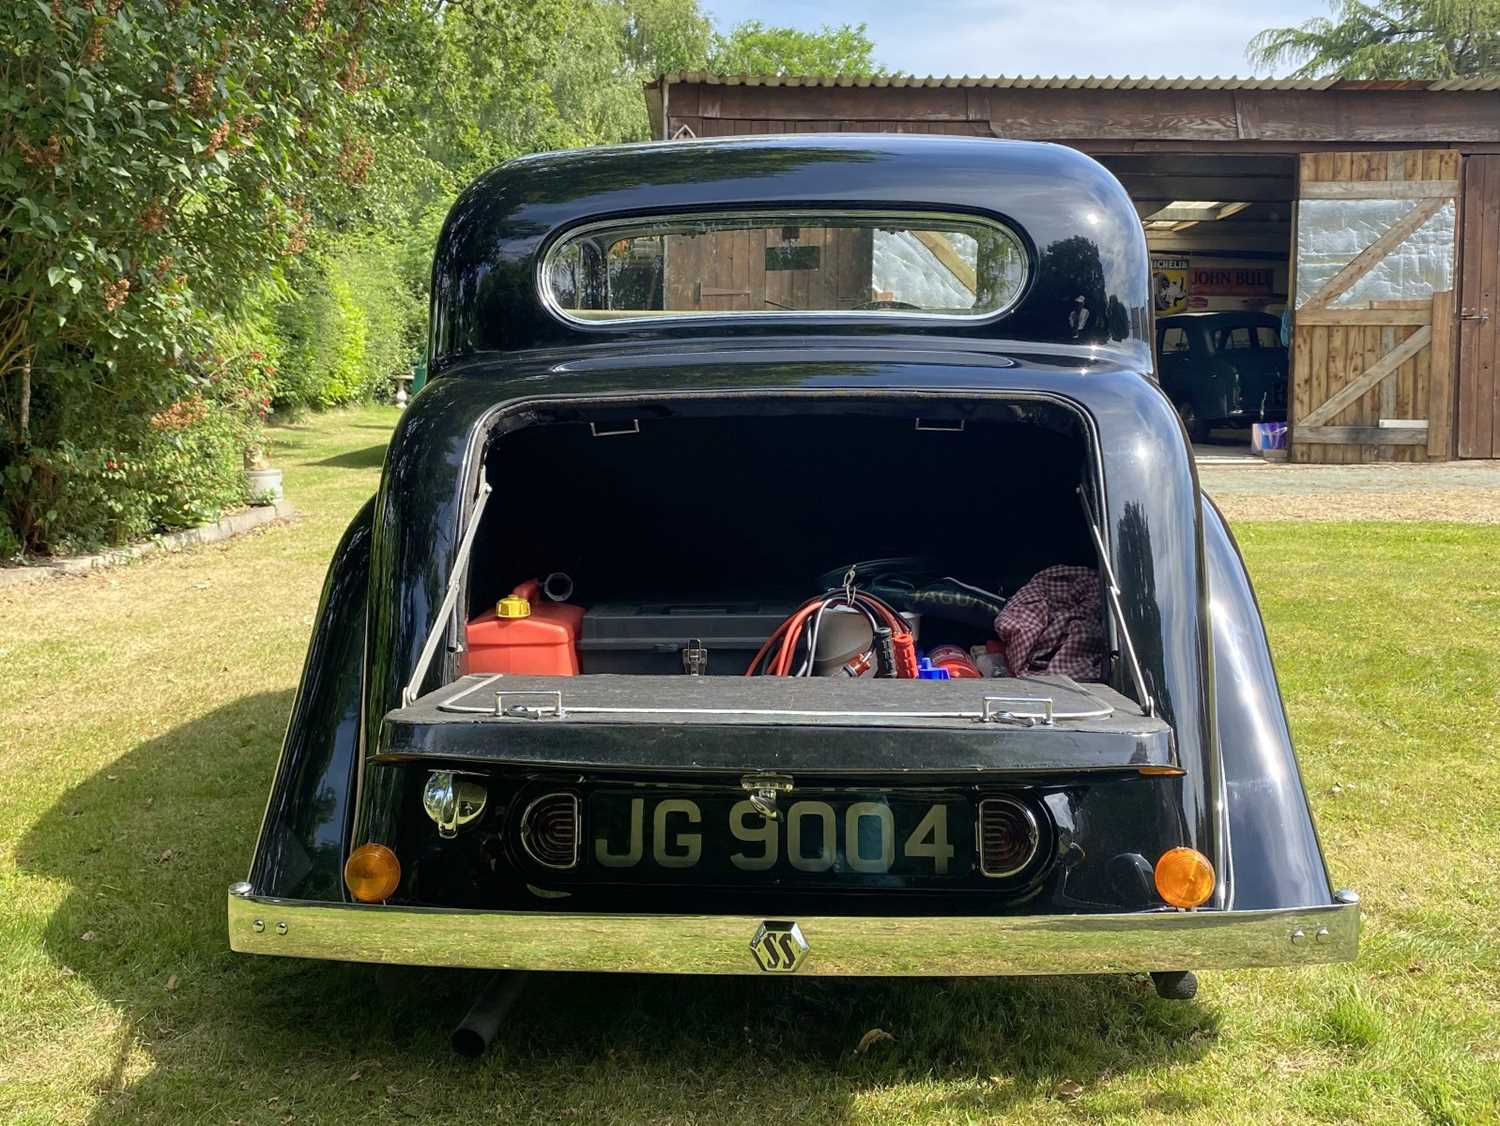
977,797 -> 1040,878
521,792 -> 580,869
1154,847 -> 1215,908
344,842 -> 401,902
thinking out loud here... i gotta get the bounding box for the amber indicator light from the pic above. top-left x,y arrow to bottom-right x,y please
344,842 -> 401,903
1154,847 -> 1215,908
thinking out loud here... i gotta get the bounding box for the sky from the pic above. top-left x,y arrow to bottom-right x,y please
703,0 -> 1334,79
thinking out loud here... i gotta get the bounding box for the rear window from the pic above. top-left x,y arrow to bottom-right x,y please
1214,326 -> 1254,351
542,211 -> 1029,325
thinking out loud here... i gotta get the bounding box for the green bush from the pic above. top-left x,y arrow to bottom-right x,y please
0,0 -> 428,557
0,332 -> 272,554
273,263 -> 369,411
0,0 -> 871,556
271,234 -> 425,412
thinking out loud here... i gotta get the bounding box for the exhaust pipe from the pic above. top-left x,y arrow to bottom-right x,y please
1150,970 -> 1198,1000
451,972 -> 528,1058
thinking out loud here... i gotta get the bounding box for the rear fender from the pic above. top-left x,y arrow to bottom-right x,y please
246,499 -> 373,900
1202,496 -> 1335,909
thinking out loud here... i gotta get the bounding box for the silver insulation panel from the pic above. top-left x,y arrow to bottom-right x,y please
1295,199 -> 1455,307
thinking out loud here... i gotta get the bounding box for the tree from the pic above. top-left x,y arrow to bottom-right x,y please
1247,0 -> 1500,78
0,0 -> 586,551
386,0 -> 568,191
546,0 -> 709,147
0,0 -> 436,549
0,0 -> 894,554
708,20 -> 885,77
623,0 -> 714,75
545,7 -> 882,147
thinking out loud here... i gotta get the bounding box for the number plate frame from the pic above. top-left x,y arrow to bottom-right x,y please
585,787 -> 976,886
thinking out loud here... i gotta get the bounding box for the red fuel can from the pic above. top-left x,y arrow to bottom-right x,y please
464,579 -> 584,675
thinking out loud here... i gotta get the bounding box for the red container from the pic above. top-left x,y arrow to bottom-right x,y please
927,643 -> 982,679
464,579 -> 584,676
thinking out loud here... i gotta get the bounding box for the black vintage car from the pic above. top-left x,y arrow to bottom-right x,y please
230,135 -> 1356,1012
1156,311 -> 1290,441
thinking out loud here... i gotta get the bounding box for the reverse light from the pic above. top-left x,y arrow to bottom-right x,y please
977,797 -> 1041,878
520,792 -> 580,869
344,842 -> 401,903
1154,847 -> 1216,909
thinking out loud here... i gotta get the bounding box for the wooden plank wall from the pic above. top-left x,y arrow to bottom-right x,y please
658,84 -> 1500,148
1458,155 -> 1499,458
664,226 -> 875,312
1292,150 -> 1458,463
671,117 -> 991,138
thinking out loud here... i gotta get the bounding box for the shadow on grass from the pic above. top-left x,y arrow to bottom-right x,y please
19,693 -> 1220,1123
313,444 -> 388,470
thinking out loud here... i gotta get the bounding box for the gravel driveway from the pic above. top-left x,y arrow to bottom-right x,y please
1199,457 -> 1500,523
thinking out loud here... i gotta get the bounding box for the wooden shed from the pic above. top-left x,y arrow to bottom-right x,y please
645,74 -> 1500,463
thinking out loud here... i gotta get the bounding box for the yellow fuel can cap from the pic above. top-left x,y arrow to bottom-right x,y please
496,594 -> 531,618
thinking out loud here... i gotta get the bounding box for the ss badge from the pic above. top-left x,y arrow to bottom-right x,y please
750,920 -> 809,973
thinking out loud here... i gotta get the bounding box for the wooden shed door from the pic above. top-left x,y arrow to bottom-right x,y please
1458,156 -> 1500,458
1291,151 -> 1459,463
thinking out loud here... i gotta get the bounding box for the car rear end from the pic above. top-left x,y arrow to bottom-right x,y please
231,134 -> 1355,984
229,372 -> 1359,979
233,664 -> 1356,975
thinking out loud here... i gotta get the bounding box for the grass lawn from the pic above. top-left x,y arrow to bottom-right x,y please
1,403 -> 1497,1124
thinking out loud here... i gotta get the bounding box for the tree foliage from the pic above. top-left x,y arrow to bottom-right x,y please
0,0 -> 438,550
386,0 -> 567,194
1248,0 -> 1500,78
709,20 -> 884,77
542,6 -> 883,146
0,0 -> 883,555
546,0 -> 710,147
1,0 -> 424,410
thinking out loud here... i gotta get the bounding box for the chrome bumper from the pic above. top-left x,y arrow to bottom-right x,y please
228,883 -> 1359,976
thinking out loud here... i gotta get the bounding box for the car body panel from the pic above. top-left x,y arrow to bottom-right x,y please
248,498 -> 372,901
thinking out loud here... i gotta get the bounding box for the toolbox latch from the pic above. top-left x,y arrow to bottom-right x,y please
681,638 -> 709,676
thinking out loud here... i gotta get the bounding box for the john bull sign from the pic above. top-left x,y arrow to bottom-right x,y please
1190,266 -> 1275,298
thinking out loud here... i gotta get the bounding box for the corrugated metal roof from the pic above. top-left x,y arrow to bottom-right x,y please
1428,76 -> 1500,90
651,71 -> 1500,93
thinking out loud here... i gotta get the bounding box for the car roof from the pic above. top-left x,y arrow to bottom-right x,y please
429,134 -> 1153,371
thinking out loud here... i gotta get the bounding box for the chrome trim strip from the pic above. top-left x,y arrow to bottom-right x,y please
228,883 -> 1358,977
434,702 -> 1115,722
537,208 -> 1031,331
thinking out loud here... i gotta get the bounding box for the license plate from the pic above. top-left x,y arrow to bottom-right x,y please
588,789 -> 973,884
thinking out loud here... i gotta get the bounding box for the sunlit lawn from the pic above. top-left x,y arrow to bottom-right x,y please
1,404 -> 1496,1124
